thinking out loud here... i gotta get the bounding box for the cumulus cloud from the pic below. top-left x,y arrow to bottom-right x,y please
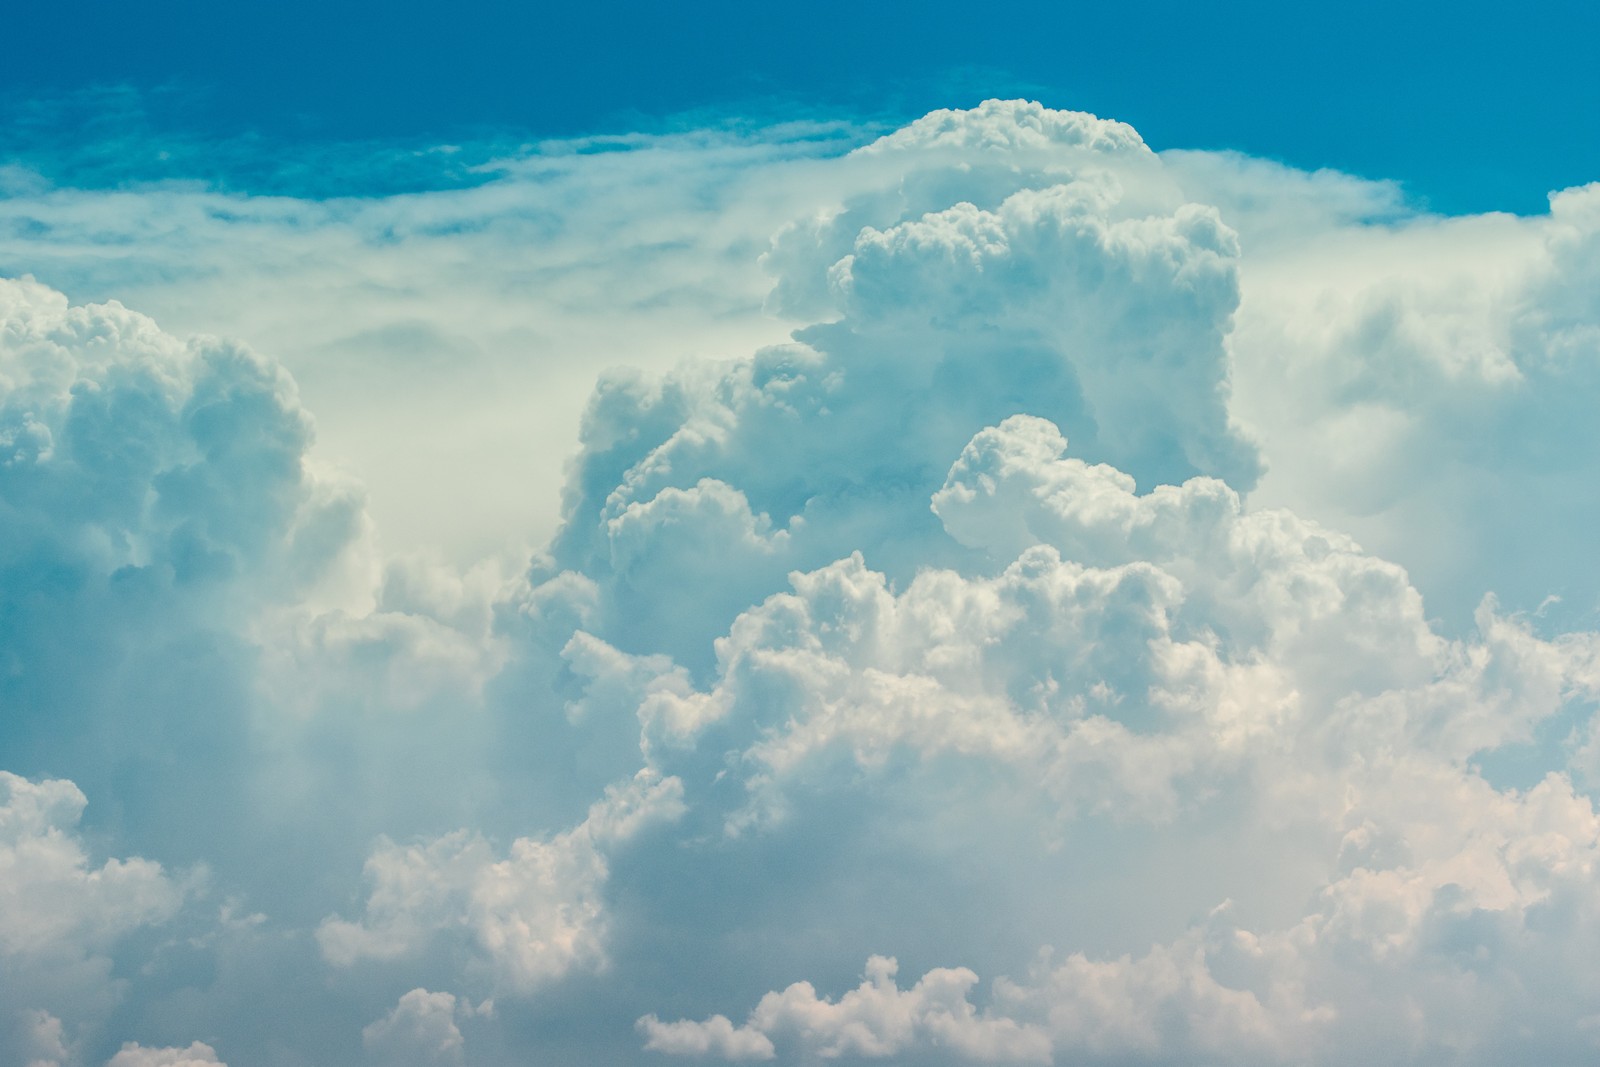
583,411 -> 1594,833
104,1043 -> 225,1067
1225,177 -> 1600,625
647,767 -> 1600,1066
641,955 -> 1051,1063
319,770 -> 684,991
5,1007 -> 71,1067
0,276 -> 355,595
5,97 -> 1600,1067
618,404 -> 1600,1062
527,108 -> 1262,684
0,275 -> 369,847
1,771 -> 186,1057
0,772 -> 183,958
361,988 -> 492,1067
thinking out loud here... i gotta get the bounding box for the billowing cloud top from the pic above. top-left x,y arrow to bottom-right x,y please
3,100 -> 1600,1066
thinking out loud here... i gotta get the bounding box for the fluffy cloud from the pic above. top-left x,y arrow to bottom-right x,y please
0,773 -> 183,958
0,276 -> 355,597
5,1008 -> 71,1067
641,955 -> 1051,1063
646,770 -> 1600,1065
0,773 -> 185,1065
4,97 -> 1600,1067
593,412 -> 1595,832
361,988 -> 493,1067
625,407 -> 1600,1063
1226,178 -> 1600,626
319,770 -> 684,991
104,1044 -> 224,1067
0,274 -> 368,858
530,107 -> 1261,682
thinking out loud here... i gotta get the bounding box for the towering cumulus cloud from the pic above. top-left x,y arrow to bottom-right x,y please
5,100 -> 1600,1064
538,101 -> 1260,676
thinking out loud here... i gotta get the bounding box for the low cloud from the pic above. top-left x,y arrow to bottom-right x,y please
319,771 -> 684,991
104,1044 -> 224,1067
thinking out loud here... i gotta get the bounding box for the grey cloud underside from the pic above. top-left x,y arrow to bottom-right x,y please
4,99 -> 1600,1066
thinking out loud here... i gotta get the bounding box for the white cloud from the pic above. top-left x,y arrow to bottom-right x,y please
4,1008 -> 71,1067
362,989 -> 473,1067
640,1012 -> 777,1061
318,770 -> 684,991
0,772 -> 186,1043
523,115 -> 1263,687
594,410 -> 1600,830
642,956 -> 1050,1063
6,97 -> 1600,1067
0,275 -> 357,594
1224,177 -> 1600,625
645,758 -> 1600,1065
104,1043 -> 224,1067
612,397 -> 1600,1062
0,772 -> 182,958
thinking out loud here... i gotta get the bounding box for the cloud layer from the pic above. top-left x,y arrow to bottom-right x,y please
3,99 -> 1600,1065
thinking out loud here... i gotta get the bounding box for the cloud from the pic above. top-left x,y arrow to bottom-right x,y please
529,112 -> 1262,687
361,988 -> 489,1067
0,773 -> 183,957
644,768 -> 1600,1066
319,770 -> 684,992
595,409 -> 1596,830
4,98 -> 1600,1067
0,274 -> 365,791
5,1007 -> 71,1067
615,406 -> 1600,1063
0,773 -> 185,1065
104,1044 -> 224,1067
641,955 -> 1051,1063
1223,177 -> 1600,626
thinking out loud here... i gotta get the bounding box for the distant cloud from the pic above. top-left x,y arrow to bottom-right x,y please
361,989 -> 473,1067
642,955 -> 1051,1063
105,1044 -> 224,1067
0,773 -> 185,1065
319,771 -> 684,991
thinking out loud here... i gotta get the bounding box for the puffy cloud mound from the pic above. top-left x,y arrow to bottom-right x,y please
319,770 -> 684,991
865,99 -> 1149,157
1226,177 -> 1600,624
601,413 -> 1594,824
641,955 -> 1051,1063
361,989 -> 480,1067
6,99 -> 1600,1067
9,1008 -> 71,1067
0,275 -> 367,857
0,772 -> 182,958
481,102 -> 1600,1067
1,771 -> 185,1060
104,1043 -> 225,1067
529,104 -> 1260,680
0,275 -> 355,601
623,406 -> 1600,1063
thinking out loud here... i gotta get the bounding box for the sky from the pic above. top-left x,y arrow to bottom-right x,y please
4,6 -> 1600,1067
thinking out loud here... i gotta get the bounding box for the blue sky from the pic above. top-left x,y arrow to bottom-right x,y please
5,10 -> 1600,1067
4,0 -> 1598,212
